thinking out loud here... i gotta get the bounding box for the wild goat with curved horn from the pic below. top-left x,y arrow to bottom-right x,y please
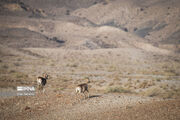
76,78 -> 90,99
37,73 -> 49,92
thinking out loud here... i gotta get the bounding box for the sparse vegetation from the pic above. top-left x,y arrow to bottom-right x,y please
141,87 -> 162,97
14,62 -> 21,66
3,3 -> 23,11
1,64 -> 9,69
160,89 -> 180,99
13,72 -> 28,79
105,86 -> 132,93
138,81 -> 149,89
0,0 -> 180,119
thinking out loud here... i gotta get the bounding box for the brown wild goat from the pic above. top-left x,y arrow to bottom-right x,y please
76,79 -> 90,99
37,73 -> 49,92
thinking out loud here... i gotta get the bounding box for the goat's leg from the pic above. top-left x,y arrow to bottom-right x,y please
86,89 -> 90,98
83,93 -> 86,99
87,91 -> 90,98
36,85 -> 41,95
75,93 -> 81,103
43,87 -> 47,96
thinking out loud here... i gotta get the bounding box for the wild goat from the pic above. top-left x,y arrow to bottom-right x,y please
75,79 -> 90,99
37,73 -> 48,92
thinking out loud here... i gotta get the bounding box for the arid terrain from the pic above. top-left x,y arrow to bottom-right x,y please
0,0 -> 180,120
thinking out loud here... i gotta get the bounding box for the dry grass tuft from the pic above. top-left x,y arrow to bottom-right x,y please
105,86 -> 132,93
138,80 -> 155,89
141,87 -> 162,97
3,4 -> 23,11
161,88 -> 180,99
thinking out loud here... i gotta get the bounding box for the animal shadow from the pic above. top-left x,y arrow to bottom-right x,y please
89,95 -> 101,98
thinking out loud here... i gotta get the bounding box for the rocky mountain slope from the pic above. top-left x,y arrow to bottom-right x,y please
0,0 -> 179,52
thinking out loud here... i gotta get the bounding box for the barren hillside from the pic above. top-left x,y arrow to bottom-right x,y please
0,0 -> 180,120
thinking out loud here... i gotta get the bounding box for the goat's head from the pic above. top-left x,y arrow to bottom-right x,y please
85,77 -> 90,83
43,73 -> 49,79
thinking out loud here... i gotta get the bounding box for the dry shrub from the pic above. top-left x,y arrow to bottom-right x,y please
159,83 -> 169,90
3,4 -> 22,11
138,80 -> 155,89
124,81 -> 133,88
138,81 -> 149,88
108,82 -> 114,86
161,89 -> 180,99
105,86 -> 131,93
141,87 -> 162,97
163,70 -> 178,76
